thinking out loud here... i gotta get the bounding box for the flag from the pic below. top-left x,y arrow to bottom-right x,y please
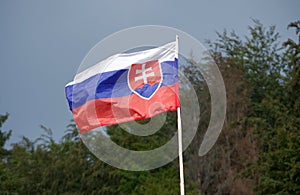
65,41 -> 180,134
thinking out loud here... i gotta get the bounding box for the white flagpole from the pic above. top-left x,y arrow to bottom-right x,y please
175,35 -> 185,195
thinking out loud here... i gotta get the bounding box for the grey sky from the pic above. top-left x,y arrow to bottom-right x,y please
0,0 -> 299,145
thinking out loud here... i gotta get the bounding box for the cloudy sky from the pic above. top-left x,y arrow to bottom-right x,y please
0,0 -> 299,145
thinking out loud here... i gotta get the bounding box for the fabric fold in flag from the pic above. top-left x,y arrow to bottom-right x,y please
65,41 -> 180,134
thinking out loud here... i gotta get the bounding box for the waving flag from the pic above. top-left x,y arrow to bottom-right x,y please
65,41 -> 180,134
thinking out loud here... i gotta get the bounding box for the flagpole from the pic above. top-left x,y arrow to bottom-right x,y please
176,35 -> 185,195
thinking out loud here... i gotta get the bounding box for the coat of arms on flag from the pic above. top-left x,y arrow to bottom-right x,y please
128,60 -> 162,99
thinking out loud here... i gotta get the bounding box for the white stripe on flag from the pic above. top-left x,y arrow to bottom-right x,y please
66,42 -> 176,86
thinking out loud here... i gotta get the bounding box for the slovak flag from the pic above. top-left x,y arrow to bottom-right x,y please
65,41 -> 180,134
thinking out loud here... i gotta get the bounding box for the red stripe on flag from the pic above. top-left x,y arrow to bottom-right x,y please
72,83 -> 180,134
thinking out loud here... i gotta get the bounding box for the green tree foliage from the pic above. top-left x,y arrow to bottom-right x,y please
0,113 -> 12,193
0,116 -> 200,194
253,21 -> 300,194
207,20 -> 300,194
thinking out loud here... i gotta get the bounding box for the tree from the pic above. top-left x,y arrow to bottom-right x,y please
252,20 -> 300,194
0,113 -> 13,193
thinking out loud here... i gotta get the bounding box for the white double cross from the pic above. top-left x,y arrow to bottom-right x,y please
134,63 -> 154,84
